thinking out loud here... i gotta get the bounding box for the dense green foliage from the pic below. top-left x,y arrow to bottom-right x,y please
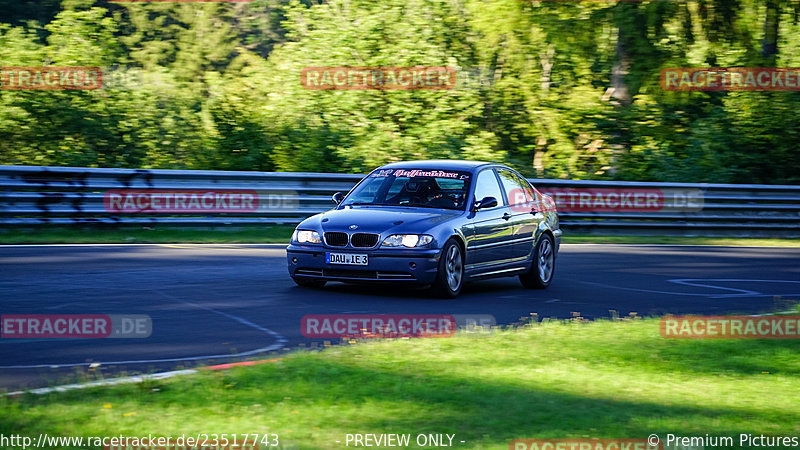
1,0 -> 799,182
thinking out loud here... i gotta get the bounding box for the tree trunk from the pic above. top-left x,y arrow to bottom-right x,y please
611,25 -> 632,106
762,0 -> 780,64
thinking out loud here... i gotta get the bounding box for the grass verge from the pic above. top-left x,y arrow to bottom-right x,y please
2,318 -> 798,449
2,226 -> 799,246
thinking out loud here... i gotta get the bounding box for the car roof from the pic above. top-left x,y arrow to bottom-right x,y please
378,160 -> 498,171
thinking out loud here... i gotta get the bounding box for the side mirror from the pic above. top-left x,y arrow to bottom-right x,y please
474,196 -> 498,211
332,192 -> 345,205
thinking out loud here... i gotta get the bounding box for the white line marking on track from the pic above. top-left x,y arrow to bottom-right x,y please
577,280 -> 711,297
44,302 -> 89,310
669,279 -> 800,298
560,244 -> 800,248
578,278 -> 800,299
0,291 -> 287,369
0,243 -> 288,248
5,369 -> 198,397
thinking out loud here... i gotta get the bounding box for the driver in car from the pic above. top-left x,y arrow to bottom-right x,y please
388,177 -> 462,209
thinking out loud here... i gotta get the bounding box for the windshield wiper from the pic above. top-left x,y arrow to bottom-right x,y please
347,202 -> 459,210
391,203 -> 442,209
344,202 -> 388,206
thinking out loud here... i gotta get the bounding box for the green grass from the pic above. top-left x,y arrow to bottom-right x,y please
2,318 -> 798,449
1,226 -> 799,246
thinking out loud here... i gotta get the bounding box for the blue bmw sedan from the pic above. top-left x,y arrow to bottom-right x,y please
286,160 -> 561,297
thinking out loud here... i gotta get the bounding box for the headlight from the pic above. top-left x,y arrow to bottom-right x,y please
293,229 -> 321,244
381,234 -> 434,248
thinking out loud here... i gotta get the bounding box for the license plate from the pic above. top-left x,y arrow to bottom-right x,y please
326,253 -> 368,266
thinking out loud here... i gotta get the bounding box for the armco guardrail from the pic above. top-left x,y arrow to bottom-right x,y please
1,165 -> 799,236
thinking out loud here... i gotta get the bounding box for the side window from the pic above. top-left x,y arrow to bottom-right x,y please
497,168 -> 530,206
473,169 -> 505,206
515,173 -> 536,203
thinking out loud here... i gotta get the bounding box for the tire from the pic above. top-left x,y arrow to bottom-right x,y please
431,238 -> 464,298
519,233 -> 555,289
292,277 -> 327,288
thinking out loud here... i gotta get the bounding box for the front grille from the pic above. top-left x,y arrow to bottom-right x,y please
321,269 -> 415,280
376,272 -> 415,279
324,269 -> 377,279
295,268 -> 323,276
350,233 -> 379,248
324,232 -> 349,247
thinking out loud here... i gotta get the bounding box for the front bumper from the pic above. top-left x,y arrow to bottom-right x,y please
286,244 -> 442,284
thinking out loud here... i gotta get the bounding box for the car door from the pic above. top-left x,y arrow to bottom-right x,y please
465,168 -> 516,269
495,168 -> 539,260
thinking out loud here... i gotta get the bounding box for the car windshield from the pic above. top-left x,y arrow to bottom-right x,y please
341,168 -> 472,210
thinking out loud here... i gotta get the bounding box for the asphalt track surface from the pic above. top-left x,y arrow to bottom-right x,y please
1,244 -> 799,391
